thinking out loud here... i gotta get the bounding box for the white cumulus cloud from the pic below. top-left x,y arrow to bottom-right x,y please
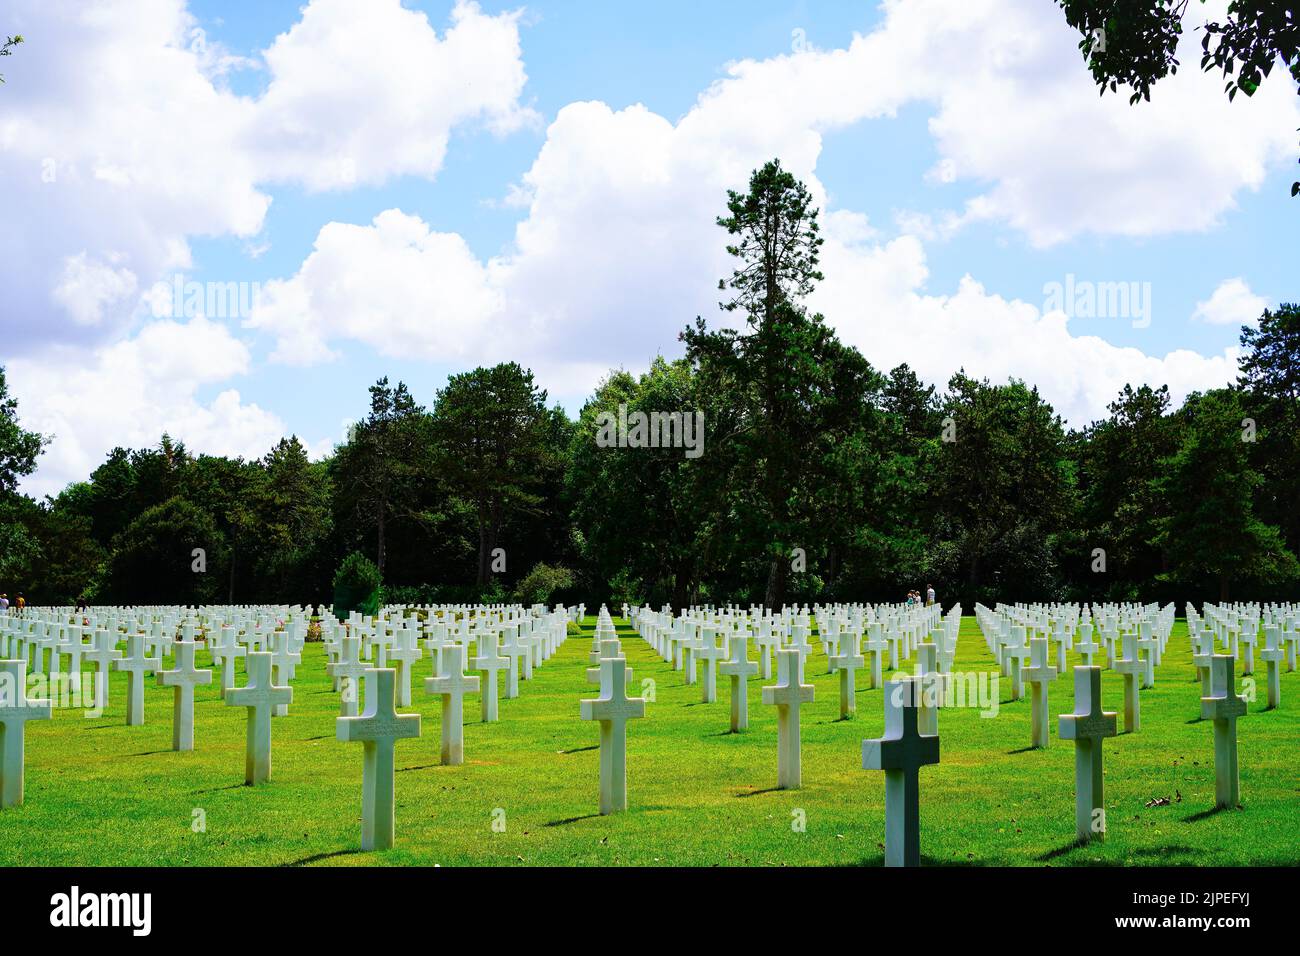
1193,278 -> 1269,327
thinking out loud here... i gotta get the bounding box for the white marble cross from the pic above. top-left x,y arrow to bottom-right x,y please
1200,654 -> 1247,810
696,627 -> 726,704
1238,623 -> 1257,676
83,631 -> 122,713
1136,623 -> 1157,688
1023,637 -> 1058,749
0,659 -> 52,808
761,648 -> 815,790
1004,627 -> 1029,701
55,625 -> 86,697
1192,625 -> 1215,697
579,656 -> 646,814
862,677 -> 940,867
337,667 -> 421,851
585,639 -> 632,687
1259,626 -> 1284,710
209,626 -> 246,693
269,632 -> 300,717
328,636 -> 367,717
500,626 -> 529,698
473,630 -> 509,723
718,633 -> 759,732
1074,623 -> 1098,667
114,634 -> 160,726
1113,630 -> 1144,733
224,652 -> 292,785
156,639 -> 212,751
1058,665 -> 1117,843
388,630 -> 422,709
424,643 -> 479,766
831,630 -> 865,718
914,642 -> 941,734
864,624 -> 887,690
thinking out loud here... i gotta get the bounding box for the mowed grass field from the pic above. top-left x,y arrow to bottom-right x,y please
1,616 -> 1296,867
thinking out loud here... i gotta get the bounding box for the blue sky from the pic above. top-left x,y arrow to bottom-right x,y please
4,0 -> 1296,495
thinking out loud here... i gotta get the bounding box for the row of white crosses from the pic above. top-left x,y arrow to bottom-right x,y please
0,600 -> 1270,859
1190,602 -> 1294,710
0,602 -> 574,852
627,602 -> 959,794
581,609 -> 645,813
630,600 -> 1265,864
632,601 -> 955,733
976,601 -> 1179,734
322,605 -> 575,767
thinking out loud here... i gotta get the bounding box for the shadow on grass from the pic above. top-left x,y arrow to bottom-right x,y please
191,782 -> 246,795
559,744 -> 599,754
128,749 -> 172,757
544,814 -> 601,827
1006,746 -> 1040,755
734,787 -> 783,798
1183,805 -> 1238,823
1036,840 -> 1087,863
283,848 -> 361,867
395,764 -> 443,773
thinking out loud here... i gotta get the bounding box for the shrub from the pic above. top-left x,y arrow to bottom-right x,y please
332,551 -> 381,619
513,562 -> 574,608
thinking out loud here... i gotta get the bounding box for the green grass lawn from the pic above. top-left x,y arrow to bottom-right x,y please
2,616 -> 1296,866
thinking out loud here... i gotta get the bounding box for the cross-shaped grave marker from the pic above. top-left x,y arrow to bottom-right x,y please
718,633 -> 759,732
1259,626 -> 1284,710
1058,665 -> 1117,844
1201,654 -> 1247,810
337,667 -> 421,851
82,630 -> 122,714
862,676 -> 939,867
473,630 -> 509,723
424,644 -> 478,766
113,634 -> 160,726
1023,637 -> 1058,749
224,652 -> 292,785
328,635 -> 367,717
579,656 -> 646,814
156,638 -> 212,751
831,630 -> 865,718
1113,630 -> 1144,733
208,626 -> 246,694
696,626 -> 727,704
761,648 -> 815,790
269,631 -> 300,717
0,659 -> 52,808
388,630 -> 422,709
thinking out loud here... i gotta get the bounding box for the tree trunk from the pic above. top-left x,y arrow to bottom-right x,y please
765,552 -> 788,610
1218,572 -> 1230,602
227,548 -> 236,604
672,566 -> 690,615
477,521 -> 490,587
376,508 -> 387,578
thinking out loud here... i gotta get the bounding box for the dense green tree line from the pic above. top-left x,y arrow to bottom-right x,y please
2,163 -> 1297,609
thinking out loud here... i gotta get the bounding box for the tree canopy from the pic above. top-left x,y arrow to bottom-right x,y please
2,162 -> 1297,608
